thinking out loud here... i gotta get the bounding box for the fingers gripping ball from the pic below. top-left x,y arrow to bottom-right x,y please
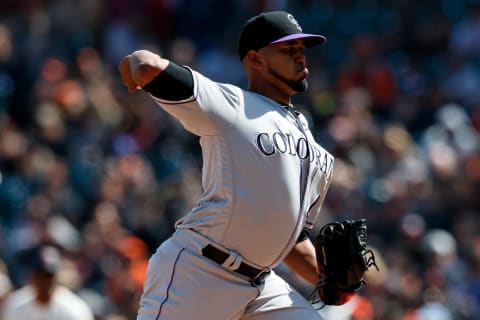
314,219 -> 379,305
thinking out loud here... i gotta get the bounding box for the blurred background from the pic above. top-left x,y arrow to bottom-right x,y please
0,0 -> 480,319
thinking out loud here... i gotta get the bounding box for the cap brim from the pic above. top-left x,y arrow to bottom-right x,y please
270,33 -> 326,47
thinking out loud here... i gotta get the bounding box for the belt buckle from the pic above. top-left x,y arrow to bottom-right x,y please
251,268 -> 271,285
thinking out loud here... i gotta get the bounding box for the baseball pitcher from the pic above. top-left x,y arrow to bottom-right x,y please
119,11 -> 376,320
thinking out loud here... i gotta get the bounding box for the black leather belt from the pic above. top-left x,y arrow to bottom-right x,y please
201,244 -> 270,284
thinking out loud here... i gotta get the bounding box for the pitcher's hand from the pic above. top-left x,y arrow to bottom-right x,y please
118,50 -> 168,93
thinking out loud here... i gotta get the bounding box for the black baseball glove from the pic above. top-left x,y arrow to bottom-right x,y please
313,219 -> 379,305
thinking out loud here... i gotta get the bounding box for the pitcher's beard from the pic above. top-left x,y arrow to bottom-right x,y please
267,64 -> 308,93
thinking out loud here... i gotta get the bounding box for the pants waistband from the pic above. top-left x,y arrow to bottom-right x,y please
172,228 -> 271,284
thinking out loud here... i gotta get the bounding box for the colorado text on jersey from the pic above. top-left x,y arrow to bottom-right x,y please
255,130 -> 334,180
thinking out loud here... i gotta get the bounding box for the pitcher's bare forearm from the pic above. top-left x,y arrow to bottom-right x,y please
284,238 -> 323,285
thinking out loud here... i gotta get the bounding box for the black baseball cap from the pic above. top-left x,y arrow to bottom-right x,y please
238,11 -> 326,60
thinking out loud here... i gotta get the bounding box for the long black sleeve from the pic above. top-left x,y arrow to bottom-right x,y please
143,62 -> 194,100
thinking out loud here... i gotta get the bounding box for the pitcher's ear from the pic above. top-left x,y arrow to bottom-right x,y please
246,50 -> 264,69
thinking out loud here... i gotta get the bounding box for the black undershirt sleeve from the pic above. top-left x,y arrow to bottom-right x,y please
296,228 -> 310,243
143,62 -> 194,101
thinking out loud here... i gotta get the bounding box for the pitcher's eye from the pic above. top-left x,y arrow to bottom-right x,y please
281,46 -> 297,55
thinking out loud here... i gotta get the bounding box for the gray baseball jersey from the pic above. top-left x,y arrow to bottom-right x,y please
151,69 -> 334,268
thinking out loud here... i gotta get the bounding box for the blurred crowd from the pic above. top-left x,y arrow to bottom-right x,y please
0,0 -> 480,319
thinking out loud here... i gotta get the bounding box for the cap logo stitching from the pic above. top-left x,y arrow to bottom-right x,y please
287,14 -> 302,32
